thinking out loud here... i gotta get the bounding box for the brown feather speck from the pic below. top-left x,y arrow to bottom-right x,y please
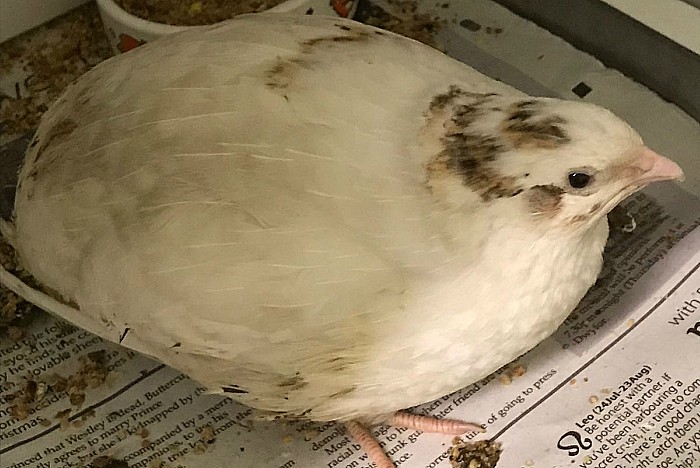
33,119 -> 79,164
266,32 -> 370,89
527,184 -> 565,216
426,86 -> 521,202
278,375 -> 307,390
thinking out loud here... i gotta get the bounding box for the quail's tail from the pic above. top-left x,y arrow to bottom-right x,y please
0,220 -> 81,317
0,264 -> 81,317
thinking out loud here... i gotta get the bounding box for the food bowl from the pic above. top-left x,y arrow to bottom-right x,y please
96,0 -> 356,54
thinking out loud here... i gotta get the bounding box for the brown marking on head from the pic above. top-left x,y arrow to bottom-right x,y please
426,132 -> 522,201
33,119 -> 79,164
570,214 -> 588,223
450,102 -> 488,128
425,151 -> 450,179
429,85 -> 465,111
526,184 -> 565,216
589,202 -> 602,214
501,100 -> 570,149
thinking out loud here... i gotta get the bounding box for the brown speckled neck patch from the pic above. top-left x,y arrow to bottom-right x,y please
429,85 -> 498,113
266,30 -> 371,90
426,86 -> 522,202
502,100 -> 570,149
526,184 -> 565,216
431,132 -> 521,202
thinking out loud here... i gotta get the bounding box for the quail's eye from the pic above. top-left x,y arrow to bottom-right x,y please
568,172 -> 592,189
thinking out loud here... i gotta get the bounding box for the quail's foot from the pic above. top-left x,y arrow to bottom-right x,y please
346,411 -> 484,468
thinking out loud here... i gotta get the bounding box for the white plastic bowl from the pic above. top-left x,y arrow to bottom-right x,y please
97,0 -> 356,54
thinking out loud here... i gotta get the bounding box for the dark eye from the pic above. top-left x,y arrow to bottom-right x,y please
568,172 -> 592,189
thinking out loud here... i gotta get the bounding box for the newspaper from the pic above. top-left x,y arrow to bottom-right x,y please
2,1 -> 700,467
1,181 -> 699,468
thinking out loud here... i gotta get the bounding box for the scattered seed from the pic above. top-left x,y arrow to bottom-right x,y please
511,365 -> 527,378
450,439 -> 502,468
92,456 -> 130,468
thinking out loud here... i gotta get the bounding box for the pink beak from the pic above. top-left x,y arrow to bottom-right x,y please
632,147 -> 684,185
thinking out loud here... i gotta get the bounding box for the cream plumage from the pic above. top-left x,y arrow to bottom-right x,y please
1,13 -> 682,467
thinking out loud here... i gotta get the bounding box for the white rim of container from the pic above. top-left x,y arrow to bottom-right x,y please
96,0 -> 321,33
96,0 -> 199,34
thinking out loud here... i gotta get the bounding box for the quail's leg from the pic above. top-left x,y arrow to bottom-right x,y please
346,411 -> 483,468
